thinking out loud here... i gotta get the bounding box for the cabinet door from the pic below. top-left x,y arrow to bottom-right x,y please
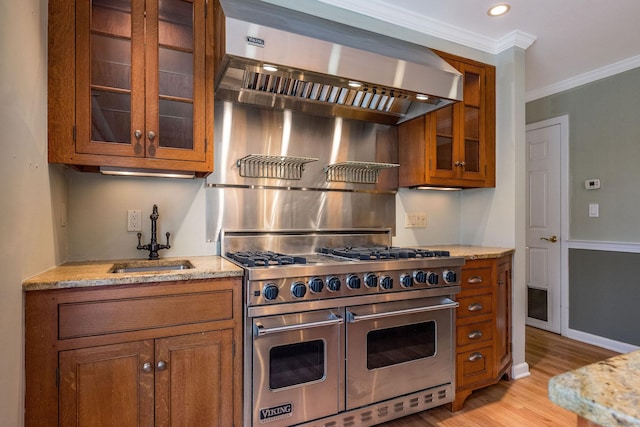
458,62 -> 486,182
75,0 -> 207,162
155,330 -> 235,427
495,257 -> 512,375
146,0 -> 207,162
76,0 -> 146,157
59,340 -> 154,427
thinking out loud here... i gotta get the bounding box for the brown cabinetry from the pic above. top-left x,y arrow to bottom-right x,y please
398,52 -> 495,188
26,278 -> 242,426
48,0 -> 214,176
451,255 -> 512,411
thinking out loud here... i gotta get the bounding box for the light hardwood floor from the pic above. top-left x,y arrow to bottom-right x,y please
378,326 -> 619,427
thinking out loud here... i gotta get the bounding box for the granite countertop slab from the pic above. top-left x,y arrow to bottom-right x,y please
549,350 -> 640,426
23,256 -> 244,291
422,245 -> 515,260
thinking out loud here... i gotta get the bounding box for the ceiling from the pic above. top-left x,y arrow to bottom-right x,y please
272,0 -> 640,101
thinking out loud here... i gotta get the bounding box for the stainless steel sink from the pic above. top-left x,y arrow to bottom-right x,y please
109,260 -> 195,274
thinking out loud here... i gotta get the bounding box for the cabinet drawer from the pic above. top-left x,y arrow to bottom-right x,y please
461,260 -> 494,293
59,290 -> 233,339
456,345 -> 494,387
456,320 -> 493,347
457,294 -> 493,319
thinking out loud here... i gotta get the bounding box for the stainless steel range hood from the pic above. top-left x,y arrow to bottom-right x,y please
212,0 -> 463,125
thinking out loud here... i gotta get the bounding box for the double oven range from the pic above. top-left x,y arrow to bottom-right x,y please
223,229 -> 464,427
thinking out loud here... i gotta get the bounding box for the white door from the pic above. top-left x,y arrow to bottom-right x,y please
525,117 -> 567,333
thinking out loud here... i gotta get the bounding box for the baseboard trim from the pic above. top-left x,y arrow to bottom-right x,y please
511,362 -> 531,380
565,328 -> 639,354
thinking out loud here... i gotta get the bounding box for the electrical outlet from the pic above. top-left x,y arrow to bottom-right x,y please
128,210 -> 142,231
405,212 -> 427,228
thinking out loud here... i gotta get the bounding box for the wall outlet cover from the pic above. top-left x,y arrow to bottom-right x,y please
127,210 -> 142,231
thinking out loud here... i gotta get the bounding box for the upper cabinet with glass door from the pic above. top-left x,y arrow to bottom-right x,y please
398,52 -> 495,188
48,0 -> 213,177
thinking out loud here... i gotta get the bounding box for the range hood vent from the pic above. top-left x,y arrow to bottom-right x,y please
213,0 -> 463,125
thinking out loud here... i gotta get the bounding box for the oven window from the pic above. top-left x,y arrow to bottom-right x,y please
269,340 -> 325,389
367,321 -> 436,370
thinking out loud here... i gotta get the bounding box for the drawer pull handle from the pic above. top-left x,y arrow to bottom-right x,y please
468,276 -> 483,284
468,352 -> 484,362
468,303 -> 483,312
468,330 -> 483,339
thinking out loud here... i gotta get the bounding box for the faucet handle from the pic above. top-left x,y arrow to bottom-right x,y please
165,232 -> 171,249
137,232 -> 143,249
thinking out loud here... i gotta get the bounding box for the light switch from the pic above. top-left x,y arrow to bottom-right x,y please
589,203 -> 599,217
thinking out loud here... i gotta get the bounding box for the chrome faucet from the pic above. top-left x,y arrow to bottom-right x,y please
137,204 -> 171,259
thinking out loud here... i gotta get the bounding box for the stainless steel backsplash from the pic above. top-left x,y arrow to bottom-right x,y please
206,101 -> 398,243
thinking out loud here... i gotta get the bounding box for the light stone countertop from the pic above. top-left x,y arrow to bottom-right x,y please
549,350 -> 640,426
22,256 -> 244,291
422,245 -> 515,260
22,246 -> 513,292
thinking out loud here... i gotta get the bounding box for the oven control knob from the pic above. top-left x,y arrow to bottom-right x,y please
443,270 -> 457,284
327,276 -> 341,292
263,283 -> 279,300
427,272 -> 439,285
309,277 -> 324,293
380,275 -> 393,290
400,274 -> 413,288
414,270 -> 427,284
346,274 -> 361,289
291,281 -> 307,298
364,273 -> 378,288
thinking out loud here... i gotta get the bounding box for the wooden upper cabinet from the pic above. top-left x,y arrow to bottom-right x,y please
398,51 -> 496,188
48,0 -> 213,177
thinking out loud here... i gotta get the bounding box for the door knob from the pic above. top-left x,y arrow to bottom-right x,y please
540,235 -> 558,243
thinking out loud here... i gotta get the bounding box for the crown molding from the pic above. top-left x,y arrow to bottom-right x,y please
526,54 -> 640,102
316,0 -> 536,53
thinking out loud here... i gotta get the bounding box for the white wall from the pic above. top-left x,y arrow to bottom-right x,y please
67,171 -> 213,261
393,189 -> 461,246
0,1 -> 66,425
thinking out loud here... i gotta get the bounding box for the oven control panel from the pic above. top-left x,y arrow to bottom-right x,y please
247,267 -> 461,306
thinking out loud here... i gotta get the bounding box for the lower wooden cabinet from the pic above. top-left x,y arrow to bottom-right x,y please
26,278 -> 242,427
451,255 -> 513,411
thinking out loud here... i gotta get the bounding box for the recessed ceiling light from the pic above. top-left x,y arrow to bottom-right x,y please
263,64 -> 278,72
348,80 -> 363,88
416,94 -> 430,101
488,3 -> 511,16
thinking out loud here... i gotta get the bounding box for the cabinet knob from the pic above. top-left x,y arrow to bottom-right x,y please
142,362 -> 153,373
134,130 -> 142,140
156,360 -> 167,371
147,131 -> 156,141
468,352 -> 484,362
468,303 -> 483,312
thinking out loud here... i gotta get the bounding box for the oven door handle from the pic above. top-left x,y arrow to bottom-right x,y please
347,300 -> 459,322
254,315 -> 344,336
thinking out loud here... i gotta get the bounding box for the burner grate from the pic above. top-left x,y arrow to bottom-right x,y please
318,246 -> 450,261
227,251 -> 307,267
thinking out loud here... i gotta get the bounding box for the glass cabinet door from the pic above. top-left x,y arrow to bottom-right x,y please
460,63 -> 484,177
76,0 -> 145,157
435,105 -> 455,173
147,0 -> 207,161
